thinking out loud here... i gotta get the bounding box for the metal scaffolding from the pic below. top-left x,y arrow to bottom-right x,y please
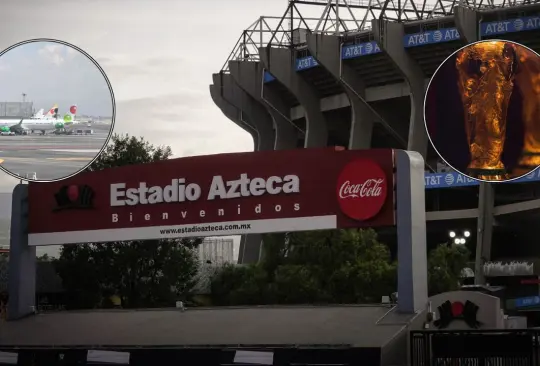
221,0 -> 540,71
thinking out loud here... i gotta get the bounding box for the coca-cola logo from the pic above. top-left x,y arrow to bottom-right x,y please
336,159 -> 388,221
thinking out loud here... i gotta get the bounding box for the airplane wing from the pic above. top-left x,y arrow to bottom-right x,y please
9,119 -> 27,133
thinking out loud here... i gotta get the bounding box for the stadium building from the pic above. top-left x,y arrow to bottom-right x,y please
210,0 -> 540,291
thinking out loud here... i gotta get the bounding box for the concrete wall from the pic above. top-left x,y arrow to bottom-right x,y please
429,291 -> 505,329
381,310 -> 426,366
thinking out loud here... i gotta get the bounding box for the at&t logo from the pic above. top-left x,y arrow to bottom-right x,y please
336,159 -> 388,221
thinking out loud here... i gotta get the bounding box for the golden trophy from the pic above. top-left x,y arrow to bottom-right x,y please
514,46 -> 540,176
455,41 -> 517,181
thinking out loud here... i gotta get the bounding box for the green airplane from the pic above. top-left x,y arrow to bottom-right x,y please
0,119 -> 23,135
0,105 -> 81,135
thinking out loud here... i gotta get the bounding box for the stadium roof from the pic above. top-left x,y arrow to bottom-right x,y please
0,305 -> 416,347
221,0 -> 538,70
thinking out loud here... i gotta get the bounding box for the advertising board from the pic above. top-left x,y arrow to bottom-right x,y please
27,148 -> 396,246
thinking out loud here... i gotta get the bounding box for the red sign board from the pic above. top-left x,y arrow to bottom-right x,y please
27,148 -> 396,246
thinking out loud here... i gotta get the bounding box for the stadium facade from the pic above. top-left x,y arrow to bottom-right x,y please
210,1 -> 540,284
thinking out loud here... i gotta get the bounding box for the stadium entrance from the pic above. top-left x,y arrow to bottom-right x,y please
7,147 -> 427,320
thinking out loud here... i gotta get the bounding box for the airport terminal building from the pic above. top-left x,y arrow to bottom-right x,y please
0,102 -> 33,119
210,0 -> 540,286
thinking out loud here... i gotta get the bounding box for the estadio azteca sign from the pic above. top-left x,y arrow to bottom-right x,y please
109,175 -> 300,206
27,148 -> 396,246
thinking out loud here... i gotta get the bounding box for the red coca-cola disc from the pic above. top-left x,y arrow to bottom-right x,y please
336,159 -> 388,221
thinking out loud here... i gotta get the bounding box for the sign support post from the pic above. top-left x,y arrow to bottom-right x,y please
7,184 -> 35,320
395,150 -> 428,313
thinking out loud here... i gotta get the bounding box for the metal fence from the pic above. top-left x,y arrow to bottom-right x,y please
411,330 -> 540,366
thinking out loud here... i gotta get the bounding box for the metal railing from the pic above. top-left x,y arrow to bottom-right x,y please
411,329 -> 540,366
220,0 -> 540,72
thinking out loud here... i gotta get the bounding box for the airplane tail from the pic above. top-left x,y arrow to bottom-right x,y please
33,109 -> 44,118
45,104 -> 59,117
63,105 -> 77,124
62,105 -> 77,124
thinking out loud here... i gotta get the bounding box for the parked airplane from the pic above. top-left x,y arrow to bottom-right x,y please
0,104 -> 88,135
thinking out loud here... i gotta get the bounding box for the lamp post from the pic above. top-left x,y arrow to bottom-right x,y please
449,230 -> 470,245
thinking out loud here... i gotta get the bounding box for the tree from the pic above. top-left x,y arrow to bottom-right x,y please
210,264 -> 271,306
284,229 -> 397,303
210,228 -> 398,305
55,134 -> 202,309
428,243 -> 470,296
86,133 -> 172,171
37,253 -> 51,262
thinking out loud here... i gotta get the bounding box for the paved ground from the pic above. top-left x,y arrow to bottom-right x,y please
0,305 -> 412,347
0,124 -> 111,181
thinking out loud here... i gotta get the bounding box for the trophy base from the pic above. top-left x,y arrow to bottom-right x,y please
467,168 -> 509,181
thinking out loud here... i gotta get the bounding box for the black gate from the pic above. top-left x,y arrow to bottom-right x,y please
411,330 -> 540,366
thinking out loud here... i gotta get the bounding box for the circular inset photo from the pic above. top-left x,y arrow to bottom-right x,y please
425,39 -> 540,182
0,39 -> 115,182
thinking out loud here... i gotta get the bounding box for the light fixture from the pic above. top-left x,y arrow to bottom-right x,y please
464,230 -> 471,238
449,231 -> 456,238
459,238 -> 466,245
454,238 -> 460,244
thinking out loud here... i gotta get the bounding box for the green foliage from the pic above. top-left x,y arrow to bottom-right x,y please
428,243 -> 471,296
210,264 -> 270,305
55,239 -> 201,309
36,253 -> 51,262
86,133 -> 172,172
56,134 -> 200,309
210,228 -> 398,305
273,265 -> 321,304
211,230 -> 472,306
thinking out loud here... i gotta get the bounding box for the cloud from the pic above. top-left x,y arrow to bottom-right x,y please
65,46 -> 79,60
0,59 -> 10,72
114,93 -> 254,157
0,41 -> 114,116
0,0 -> 277,193
37,44 -> 66,66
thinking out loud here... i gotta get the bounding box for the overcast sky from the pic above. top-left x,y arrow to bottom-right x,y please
0,0 -> 447,257
0,40 -> 112,117
0,0 -> 299,193
0,0 -> 297,256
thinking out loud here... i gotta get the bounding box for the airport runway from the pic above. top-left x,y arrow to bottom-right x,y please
0,124 -> 111,181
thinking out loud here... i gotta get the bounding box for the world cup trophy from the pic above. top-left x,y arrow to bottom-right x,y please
514,46 -> 540,177
455,41 -> 518,181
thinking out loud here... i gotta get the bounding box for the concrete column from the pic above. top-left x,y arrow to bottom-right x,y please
475,183 -> 495,285
454,6 -> 480,44
229,61 -> 297,150
213,73 -> 274,151
454,8 -> 494,285
306,33 -> 374,149
395,150 -> 428,313
259,47 -> 328,148
210,83 -> 264,264
7,184 -> 35,320
210,84 -> 258,150
238,234 -> 264,264
372,20 -> 428,158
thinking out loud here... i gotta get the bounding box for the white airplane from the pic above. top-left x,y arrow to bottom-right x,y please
0,104 -> 90,135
